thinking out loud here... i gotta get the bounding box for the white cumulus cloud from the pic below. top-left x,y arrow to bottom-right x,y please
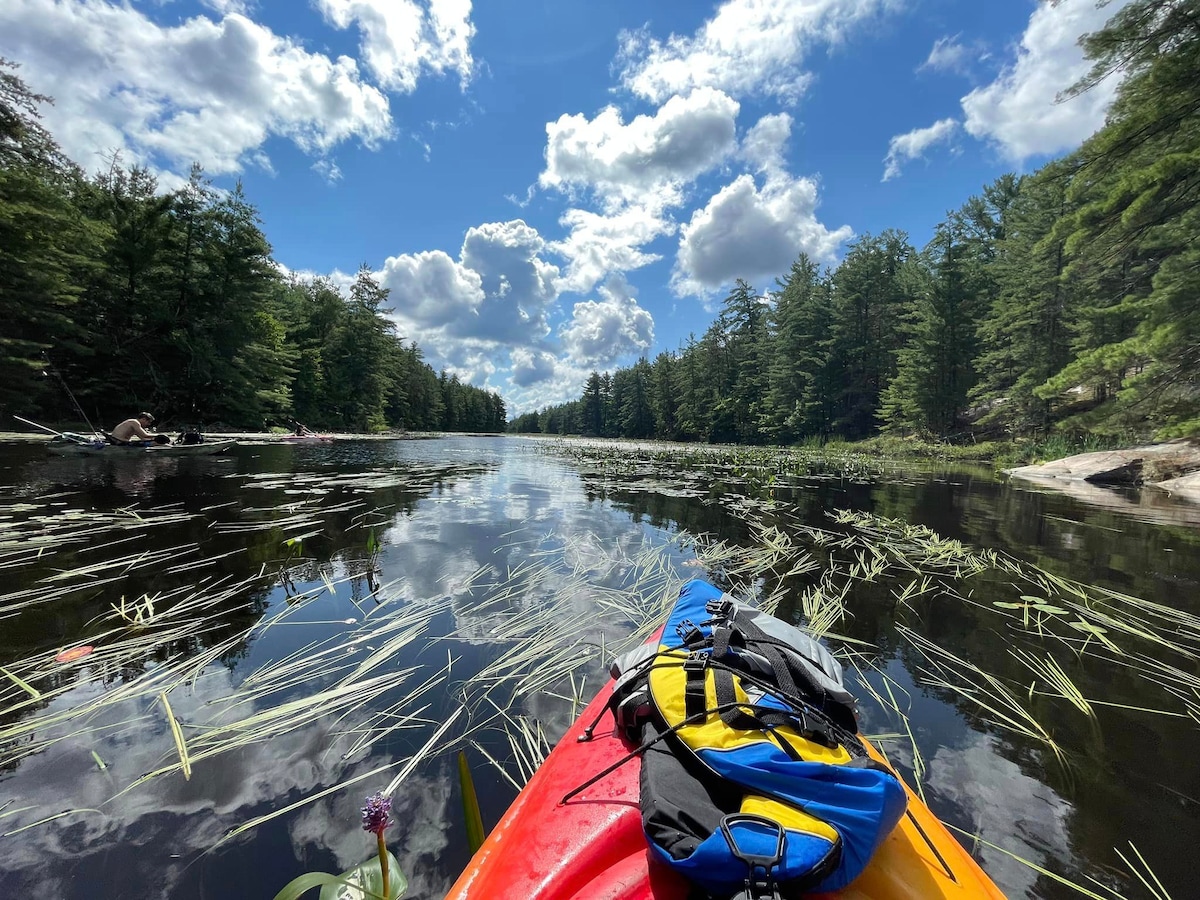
616,0 -> 897,104
539,88 -> 739,295
0,0 -> 393,177
458,220 -> 561,345
961,0 -> 1131,161
882,117 -> 959,181
379,249 -> 485,330
540,87 -> 740,207
548,204 -> 673,295
673,113 -> 851,296
315,0 -> 475,92
740,111 -> 794,176
509,348 -> 560,387
918,34 -> 970,75
504,358 -> 594,415
371,220 -> 561,387
559,275 -> 655,367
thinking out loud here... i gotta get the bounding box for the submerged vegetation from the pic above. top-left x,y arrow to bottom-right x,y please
519,2 -> 1200,448
0,435 -> 1195,898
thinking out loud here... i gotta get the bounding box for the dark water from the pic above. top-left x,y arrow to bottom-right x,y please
1,436 -> 1198,899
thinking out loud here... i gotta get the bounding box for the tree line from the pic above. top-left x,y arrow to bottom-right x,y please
517,1 -> 1198,446
0,59 -> 505,434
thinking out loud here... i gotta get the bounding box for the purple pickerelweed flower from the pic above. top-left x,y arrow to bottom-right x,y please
361,792 -> 392,835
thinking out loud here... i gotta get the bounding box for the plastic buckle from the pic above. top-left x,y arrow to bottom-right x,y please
720,813 -> 785,900
706,596 -> 734,618
675,618 -> 707,648
682,650 -> 708,671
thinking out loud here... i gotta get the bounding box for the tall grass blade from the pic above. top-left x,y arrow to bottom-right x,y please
458,750 -> 487,853
159,691 -> 192,781
1,665 -> 41,700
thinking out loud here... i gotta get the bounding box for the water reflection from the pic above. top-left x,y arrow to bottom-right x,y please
1,437 -> 1197,899
929,734 -> 1072,899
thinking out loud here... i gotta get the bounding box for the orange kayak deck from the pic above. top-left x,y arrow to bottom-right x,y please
447,676 -> 1006,900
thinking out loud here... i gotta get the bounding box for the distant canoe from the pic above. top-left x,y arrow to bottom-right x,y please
47,437 -> 237,457
280,434 -> 335,443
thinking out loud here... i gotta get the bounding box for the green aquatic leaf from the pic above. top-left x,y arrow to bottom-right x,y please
1032,603 -> 1069,616
458,750 -> 486,853
273,852 -> 406,900
992,601 -> 1026,610
0,666 -> 41,700
321,853 -> 406,900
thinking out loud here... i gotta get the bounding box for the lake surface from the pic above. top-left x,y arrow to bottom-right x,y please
1,436 -> 1198,900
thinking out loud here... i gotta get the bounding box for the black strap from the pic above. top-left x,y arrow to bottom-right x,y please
719,608 -> 860,735
713,665 -> 795,732
560,696 -> 779,805
683,653 -> 708,720
706,658 -> 862,755
711,623 -> 733,659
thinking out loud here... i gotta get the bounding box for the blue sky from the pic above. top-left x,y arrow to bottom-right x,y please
0,0 -> 1129,413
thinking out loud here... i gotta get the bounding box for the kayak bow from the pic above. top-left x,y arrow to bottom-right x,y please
446,656 -> 1005,900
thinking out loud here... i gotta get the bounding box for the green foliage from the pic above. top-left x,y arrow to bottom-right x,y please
763,255 -> 836,443
829,231 -> 914,438
972,164 -> 1078,433
457,750 -> 486,854
991,432 -> 1134,468
0,56 -> 503,432
0,60 -> 103,415
532,1 -> 1198,447
272,851 -> 406,900
1033,0 -> 1200,438
880,222 -> 981,436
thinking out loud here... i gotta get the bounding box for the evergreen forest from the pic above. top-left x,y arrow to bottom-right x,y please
516,2 -> 1199,447
0,60 -> 505,434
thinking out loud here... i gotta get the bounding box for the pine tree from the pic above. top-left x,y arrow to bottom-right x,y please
1037,0 -> 1200,436
880,223 -> 978,436
829,231 -> 914,437
764,255 -> 838,442
672,336 -> 704,440
620,359 -> 656,438
582,371 -> 604,436
713,279 -> 770,443
650,351 -> 678,440
973,163 -> 1079,433
0,59 -> 102,416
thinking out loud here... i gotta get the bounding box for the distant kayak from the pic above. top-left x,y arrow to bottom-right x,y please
47,435 -> 236,456
446,638 -> 1005,900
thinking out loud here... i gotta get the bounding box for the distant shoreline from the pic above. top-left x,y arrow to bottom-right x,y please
0,430 -> 504,443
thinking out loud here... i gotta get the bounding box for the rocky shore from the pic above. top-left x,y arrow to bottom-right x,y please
1005,439 -> 1200,504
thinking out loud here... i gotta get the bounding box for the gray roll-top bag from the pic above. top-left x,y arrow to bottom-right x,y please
609,593 -> 855,737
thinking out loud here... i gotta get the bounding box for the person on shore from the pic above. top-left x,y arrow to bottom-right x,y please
110,412 -> 160,444
293,421 -> 315,437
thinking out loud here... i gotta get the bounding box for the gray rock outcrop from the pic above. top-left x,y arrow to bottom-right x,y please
1005,439 -> 1200,504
